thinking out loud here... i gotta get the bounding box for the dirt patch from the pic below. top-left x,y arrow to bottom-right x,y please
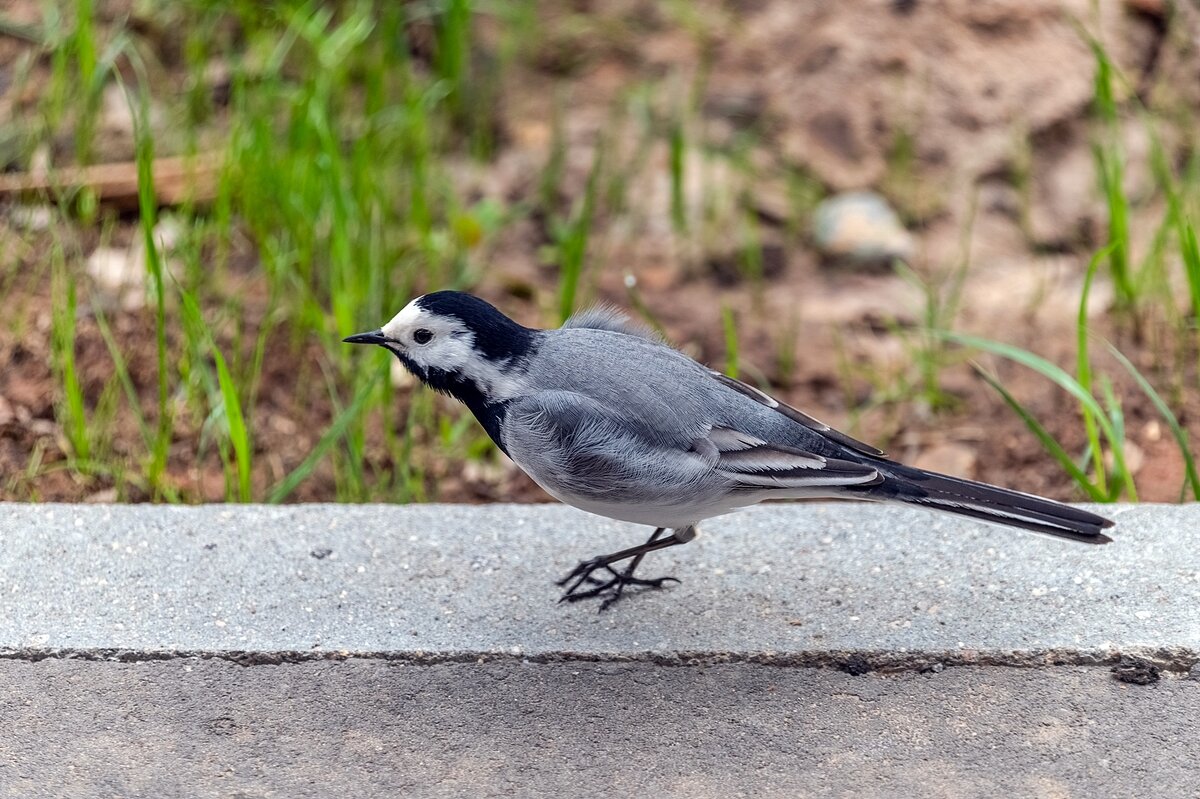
0,0 -> 1197,506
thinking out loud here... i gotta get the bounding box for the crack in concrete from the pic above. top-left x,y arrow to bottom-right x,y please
1,646 -> 1196,674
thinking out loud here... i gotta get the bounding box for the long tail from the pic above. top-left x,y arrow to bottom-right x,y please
869,462 -> 1115,544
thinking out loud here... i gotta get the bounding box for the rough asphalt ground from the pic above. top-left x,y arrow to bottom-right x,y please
3,659 -> 1197,798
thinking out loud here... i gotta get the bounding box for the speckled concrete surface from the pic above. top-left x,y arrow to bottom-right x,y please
0,502 -> 1192,660
2,658 -> 1197,799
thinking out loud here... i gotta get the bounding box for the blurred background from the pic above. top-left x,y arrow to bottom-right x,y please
0,0 -> 1197,507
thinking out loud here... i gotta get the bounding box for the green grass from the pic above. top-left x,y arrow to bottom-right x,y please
1181,220 -> 1200,328
553,138 -> 604,322
1106,342 -> 1200,500
267,369 -> 382,504
130,76 -> 175,501
49,239 -> 88,462
949,330 -> 1138,502
668,112 -> 687,233
721,304 -> 739,378
8,2 -> 507,501
949,244 -> 1200,503
930,28 -> 1200,503
1089,37 -> 1136,312
178,284 -> 253,501
944,248 -> 1135,502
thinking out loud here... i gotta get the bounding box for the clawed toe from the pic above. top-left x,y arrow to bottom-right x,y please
556,559 -> 680,611
554,527 -> 693,610
555,557 -> 606,588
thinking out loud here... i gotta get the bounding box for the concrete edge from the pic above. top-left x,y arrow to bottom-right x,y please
3,645 -> 1196,674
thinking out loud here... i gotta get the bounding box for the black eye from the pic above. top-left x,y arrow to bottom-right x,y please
413,328 -> 433,345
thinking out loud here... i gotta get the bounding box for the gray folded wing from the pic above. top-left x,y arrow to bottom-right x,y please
502,390 -> 881,508
699,425 -> 882,490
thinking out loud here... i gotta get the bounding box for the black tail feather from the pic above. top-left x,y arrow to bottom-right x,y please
874,463 -> 1115,544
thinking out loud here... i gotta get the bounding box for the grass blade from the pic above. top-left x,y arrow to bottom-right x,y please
1088,38 -> 1134,309
1097,376 -> 1136,501
721,304 -> 739,378
90,300 -> 152,451
1077,245 -> 1113,495
213,346 -> 252,502
944,333 -> 1114,438
49,244 -> 88,461
1106,343 -> 1200,500
669,114 -> 686,232
557,139 -> 604,323
973,366 -> 1105,501
942,331 -> 1133,497
116,66 -> 172,499
267,370 -> 382,504
177,284 -> 253,501
1179,219 -> 1200,325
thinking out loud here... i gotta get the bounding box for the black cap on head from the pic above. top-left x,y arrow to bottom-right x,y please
416,291 -> 535,362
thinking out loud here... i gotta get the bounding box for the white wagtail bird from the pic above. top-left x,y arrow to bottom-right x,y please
346,291 -> 1114,610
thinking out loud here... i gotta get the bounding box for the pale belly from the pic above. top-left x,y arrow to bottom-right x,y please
525,472 -> 748,530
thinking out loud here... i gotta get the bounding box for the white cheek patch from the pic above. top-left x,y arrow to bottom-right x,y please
381,301 -> 425,340
429,334 -> 475,371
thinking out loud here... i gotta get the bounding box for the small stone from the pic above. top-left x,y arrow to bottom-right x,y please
812,191 -> 914,266
1188,662 -> 1200,681
1104,440 -> 1145,476
86,246 -> 146,311
152,216 -> 185,253
1111,655 -> 1160,685
28,144 -> 51,177
8,205 -> 54,232
310,547 -> 333,560
85,229 -> 184,312
27,419 -> 57,437
269,416 -> 298,438
840,655 -> 872,676
100,83 -> 137,139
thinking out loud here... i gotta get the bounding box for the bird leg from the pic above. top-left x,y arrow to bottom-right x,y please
557,526 -> 696,611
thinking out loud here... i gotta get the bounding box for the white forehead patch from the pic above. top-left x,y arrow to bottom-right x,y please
381,300 -> 427,340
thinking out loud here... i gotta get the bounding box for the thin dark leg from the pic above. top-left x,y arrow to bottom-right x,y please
557,526 -> 695,611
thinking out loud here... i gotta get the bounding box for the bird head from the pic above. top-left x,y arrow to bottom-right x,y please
344,291 -> 534,403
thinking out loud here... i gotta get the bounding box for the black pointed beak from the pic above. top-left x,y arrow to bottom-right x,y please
343,329 -> 389,346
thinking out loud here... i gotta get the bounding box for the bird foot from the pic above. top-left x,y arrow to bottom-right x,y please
556,558 -> 680,611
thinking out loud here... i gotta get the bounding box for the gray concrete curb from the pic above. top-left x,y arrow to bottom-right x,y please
1,502 -> 1194,668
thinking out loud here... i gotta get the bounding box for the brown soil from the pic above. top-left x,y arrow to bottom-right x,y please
1,0 -> 1198,505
